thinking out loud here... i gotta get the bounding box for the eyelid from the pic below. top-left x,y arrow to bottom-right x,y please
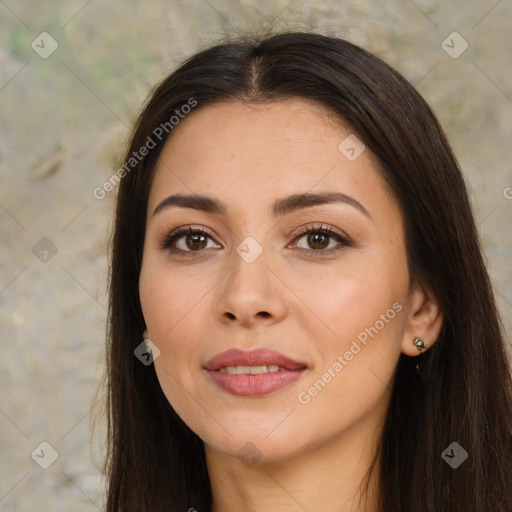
291,222 -> 351,243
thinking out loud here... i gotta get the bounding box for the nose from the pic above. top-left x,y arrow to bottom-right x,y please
214,246 -> 288,328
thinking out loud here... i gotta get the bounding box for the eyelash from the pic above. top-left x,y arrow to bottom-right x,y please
160,223 -> 352,257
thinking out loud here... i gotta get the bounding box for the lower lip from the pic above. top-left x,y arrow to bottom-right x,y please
206,368 -> 305,397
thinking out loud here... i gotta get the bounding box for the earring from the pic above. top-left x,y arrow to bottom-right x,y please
142,329 -> 152,355
414,337 -> 427,351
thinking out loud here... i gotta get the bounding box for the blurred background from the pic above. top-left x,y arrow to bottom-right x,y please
0,0 -> 511,510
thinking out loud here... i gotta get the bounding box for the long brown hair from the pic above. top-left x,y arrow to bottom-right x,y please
103,31 -> 512,511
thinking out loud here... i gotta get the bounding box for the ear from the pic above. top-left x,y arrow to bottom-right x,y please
401,282 -> 444,357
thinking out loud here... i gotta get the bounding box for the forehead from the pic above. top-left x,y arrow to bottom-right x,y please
149,98 -> 398,223
156,98 -> 351,166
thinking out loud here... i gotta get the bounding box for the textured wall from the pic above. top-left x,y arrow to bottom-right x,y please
0,0 -> 511,510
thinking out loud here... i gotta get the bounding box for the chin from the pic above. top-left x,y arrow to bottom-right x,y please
199,420 -> 313,465
208,436 -> 303,465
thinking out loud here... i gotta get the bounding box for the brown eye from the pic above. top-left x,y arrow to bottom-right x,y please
291,225 -> 352,255
160,224 -> 351,257
305,232 -> 330,251
160,227 -> 220,253
184,232 -> 208,251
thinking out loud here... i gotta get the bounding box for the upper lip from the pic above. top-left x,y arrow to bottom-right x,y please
204,348 -> 308,371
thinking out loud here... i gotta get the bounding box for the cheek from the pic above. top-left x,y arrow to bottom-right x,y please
139,265 -> 194,388
291,292 -> 404,453
139,261 -> 211,406
292,253 -> 407,412
303,278 -> 404,394
139,259 -> 206,338
293,255 -> 406,350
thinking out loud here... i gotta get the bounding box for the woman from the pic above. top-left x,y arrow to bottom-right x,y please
103,31 -> 512,511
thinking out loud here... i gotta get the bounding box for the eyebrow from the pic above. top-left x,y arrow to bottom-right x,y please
153,191 -> 371,220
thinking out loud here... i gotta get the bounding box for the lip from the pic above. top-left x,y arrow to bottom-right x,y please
204,348 -> 308,397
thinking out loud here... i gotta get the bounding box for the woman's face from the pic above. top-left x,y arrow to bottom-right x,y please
139,99 -> 421,464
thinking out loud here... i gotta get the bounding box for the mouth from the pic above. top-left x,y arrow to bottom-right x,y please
204,348 -> 308,371
204,348 -> 308,397
218,364 -> 282,374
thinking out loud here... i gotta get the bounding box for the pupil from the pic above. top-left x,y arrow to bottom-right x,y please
308,233 -> 328,250
186,234 -> 207,250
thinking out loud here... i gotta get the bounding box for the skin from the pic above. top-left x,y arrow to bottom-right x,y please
139,98 -> 444,512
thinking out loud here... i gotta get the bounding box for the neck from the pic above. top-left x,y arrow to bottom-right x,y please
206,424 -> 381,512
